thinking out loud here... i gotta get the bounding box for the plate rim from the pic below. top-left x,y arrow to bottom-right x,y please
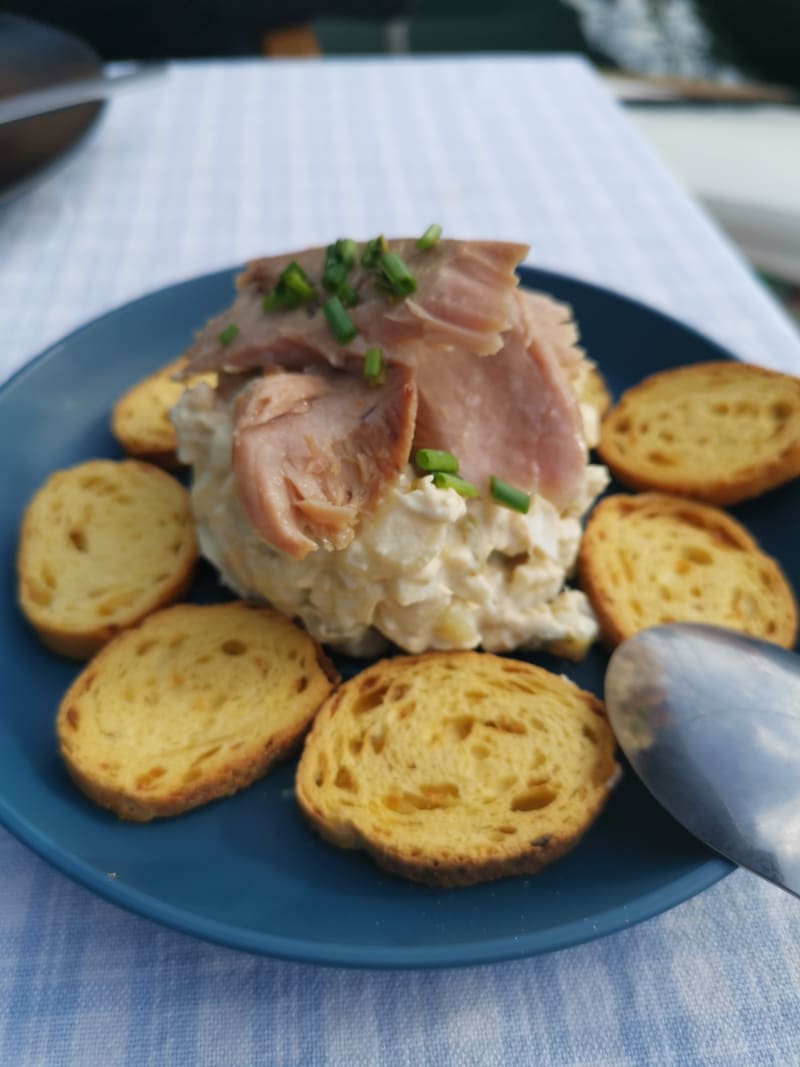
0,263 -> 738,968
0,786 -> 732,969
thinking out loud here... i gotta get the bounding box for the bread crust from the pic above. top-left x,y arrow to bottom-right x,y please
111,357 -> 216,468
20,567 -> 196,661
598,361 -> 800,505
578,492 -> 798,650
17,459 -> 198,660
296,651 -> 617,887
57,602 -> 339,821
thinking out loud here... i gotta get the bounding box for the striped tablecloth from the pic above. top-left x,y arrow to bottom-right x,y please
2,56 -> 799,1067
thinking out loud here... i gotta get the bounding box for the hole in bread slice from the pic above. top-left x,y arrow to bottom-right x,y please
384,783 -> 461,813
335,767 -> 357,792
354,687 -> 390,714
510,785 -> 557,812
449,716 -> 475,741
221,639 -> 247,655
68,528 -> 89,552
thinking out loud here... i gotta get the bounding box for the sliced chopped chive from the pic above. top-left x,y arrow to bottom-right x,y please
490,475 -> 531,514
431,472 -> 479,497
415,448 -> 459,473
262,292 -> 283,313
335,238 -> 358,266
363,346 -> 383,381
338,283 -> 359,307
261,290 -> 303,312
262,262 -> 316,313
322,259 -> 348,292
361,235 -> 388,268
218,323 -> 239,346
282,268 -> 315,303
323,241 -> 358,289
323,295 -> 358,345
378,252 -> 417,296
416,223 -> 442,250
280,260 -> 311,283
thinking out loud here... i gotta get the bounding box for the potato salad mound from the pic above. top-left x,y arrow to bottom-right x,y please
173,382 -> 608,658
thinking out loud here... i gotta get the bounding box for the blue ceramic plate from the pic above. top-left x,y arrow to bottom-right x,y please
5,264 -> 794,970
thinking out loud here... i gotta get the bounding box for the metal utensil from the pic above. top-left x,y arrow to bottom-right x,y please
605,623 -> 800,897
0,63 -> 167,126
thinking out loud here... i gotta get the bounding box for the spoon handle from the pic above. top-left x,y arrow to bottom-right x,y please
0,64 -> 168,126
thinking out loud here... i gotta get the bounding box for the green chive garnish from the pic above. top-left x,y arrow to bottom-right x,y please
262,262 -> 316,313
378,252 -> 417,297
262,292 -> 282,313
416,223 -> 442,250
490,475 -> 531,514
218,323 -> 239,346
323,240 -> 361,296
363,346 -> 384,382
282,267 -> 315,303
432,472 -> 479,497
361,235 -> 388,268
338,283 -> 359,307
323,295 -> 358,345
324,259 -> 349,292
335,238 -> 358,266
415,448 -> 459,473
322,259 -> 348,292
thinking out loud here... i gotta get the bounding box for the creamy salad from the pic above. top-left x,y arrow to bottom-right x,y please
173,382 -> 608,658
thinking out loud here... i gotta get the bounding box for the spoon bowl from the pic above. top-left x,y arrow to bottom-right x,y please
605,623 -> 800,898
0,14 -> 103,205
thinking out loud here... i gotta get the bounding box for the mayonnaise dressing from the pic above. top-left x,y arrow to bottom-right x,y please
173,382 -> 608,659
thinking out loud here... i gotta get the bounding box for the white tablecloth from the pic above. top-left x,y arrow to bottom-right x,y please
2,56 -> 799,1067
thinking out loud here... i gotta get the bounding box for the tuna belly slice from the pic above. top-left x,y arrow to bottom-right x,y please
180,239 -> 527,376
232,366 -> 417,559
413,327 -> 587,511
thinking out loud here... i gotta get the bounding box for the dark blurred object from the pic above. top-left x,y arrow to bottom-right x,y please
7,0 -> 599,59
12,0 -> 798,94
4,2 -> 409,58
314,0 -> 606,57
695,0 -> 800,92
0,13 -> 104,205
408,0 -> 596,54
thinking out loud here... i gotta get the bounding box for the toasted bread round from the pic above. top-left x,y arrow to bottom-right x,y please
598,361 -> 800,505
111,357 -> 217,467
296,652 -> 617,887
578,492 -> 798,650
18,459 -> 197,659
57,602 -> 339,821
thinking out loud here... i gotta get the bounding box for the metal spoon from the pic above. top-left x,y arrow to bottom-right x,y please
605,623 -> 800,898
0,64 -> 167,127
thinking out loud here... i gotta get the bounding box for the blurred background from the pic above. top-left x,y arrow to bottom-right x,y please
5,0 -> 798,86
3,0 -> 799,319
